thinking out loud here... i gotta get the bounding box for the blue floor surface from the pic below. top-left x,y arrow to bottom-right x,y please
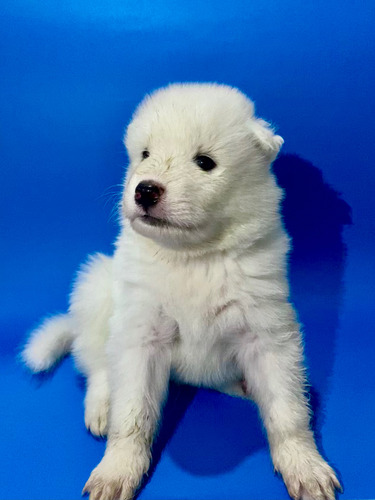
1,2 -> 375,499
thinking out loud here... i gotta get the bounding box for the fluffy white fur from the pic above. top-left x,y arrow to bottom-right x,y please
22,83 -> 341,500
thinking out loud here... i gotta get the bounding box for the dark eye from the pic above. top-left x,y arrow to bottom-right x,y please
142,150 -> 150,160
194,155 -> 217,172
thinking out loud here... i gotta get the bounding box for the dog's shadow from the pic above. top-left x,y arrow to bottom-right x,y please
147,153 -> 352,479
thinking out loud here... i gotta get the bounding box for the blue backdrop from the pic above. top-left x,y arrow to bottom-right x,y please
1,1 -> 374,499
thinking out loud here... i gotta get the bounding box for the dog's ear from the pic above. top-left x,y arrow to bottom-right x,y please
248,118 -> 284,161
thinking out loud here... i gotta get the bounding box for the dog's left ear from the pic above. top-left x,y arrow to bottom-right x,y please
248,118 -> 284,161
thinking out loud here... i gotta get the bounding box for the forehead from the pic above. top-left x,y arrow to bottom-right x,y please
126,85 -> 253,154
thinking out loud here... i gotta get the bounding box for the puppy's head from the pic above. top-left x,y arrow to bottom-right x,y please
123,84 -> 283,252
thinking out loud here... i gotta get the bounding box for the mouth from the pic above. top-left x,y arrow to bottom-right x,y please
139,215 -> 172,228
129,212 -> 198,234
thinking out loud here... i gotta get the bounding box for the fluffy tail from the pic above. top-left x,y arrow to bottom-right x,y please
22,313 -> 74,372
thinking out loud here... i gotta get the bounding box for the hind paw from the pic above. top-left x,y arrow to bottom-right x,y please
85,393 -> 109,437
84,375 -> 110,437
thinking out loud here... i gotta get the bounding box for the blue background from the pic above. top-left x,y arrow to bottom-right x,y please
1,1 -> 375,499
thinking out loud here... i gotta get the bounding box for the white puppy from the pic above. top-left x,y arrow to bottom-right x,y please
23,84 -> 341,500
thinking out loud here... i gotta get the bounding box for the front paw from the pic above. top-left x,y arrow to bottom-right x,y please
273,438 -> 342,500
83,472 -> 134,500
82,446 -> 149,500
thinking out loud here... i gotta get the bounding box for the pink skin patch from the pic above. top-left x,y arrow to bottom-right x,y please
241,378 -> 249,396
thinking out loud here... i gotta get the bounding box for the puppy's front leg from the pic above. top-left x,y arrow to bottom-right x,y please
83,303 -> 172,500
237,303 -> 341,500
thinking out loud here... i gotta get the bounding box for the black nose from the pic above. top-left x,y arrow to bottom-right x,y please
134,181 -> 165,210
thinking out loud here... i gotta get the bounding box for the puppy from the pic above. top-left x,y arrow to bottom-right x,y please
23,84 -> 341,500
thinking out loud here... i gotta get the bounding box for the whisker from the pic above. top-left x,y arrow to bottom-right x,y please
108,198 -> 123,225
97,184 -> 123,201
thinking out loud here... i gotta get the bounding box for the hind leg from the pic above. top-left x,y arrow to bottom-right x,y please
74,331 -> 110,437
84,370 -> 109,436
70,253 -> 113,436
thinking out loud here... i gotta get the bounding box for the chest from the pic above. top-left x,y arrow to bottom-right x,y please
156,260 -> 252,386
158,257 -> 252,342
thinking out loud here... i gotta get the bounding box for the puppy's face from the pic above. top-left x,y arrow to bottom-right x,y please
122,84 -> 283,251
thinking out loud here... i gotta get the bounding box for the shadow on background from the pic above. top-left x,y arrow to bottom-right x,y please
154,153 -> 352,477
273,154 -> 352,444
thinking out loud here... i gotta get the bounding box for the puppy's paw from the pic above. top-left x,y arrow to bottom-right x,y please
283,460 -> 341,500
273,438 -> 342,500
82,445 -> 149,500
83,473 -> 134,500
84,394 -> 109,437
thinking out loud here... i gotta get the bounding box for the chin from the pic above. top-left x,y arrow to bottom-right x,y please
129,215 -> 215,251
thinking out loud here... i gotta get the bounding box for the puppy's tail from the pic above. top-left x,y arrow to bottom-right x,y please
21,313 -> 74,372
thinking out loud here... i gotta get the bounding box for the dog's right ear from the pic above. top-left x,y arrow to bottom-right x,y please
248,117 -> 284,161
